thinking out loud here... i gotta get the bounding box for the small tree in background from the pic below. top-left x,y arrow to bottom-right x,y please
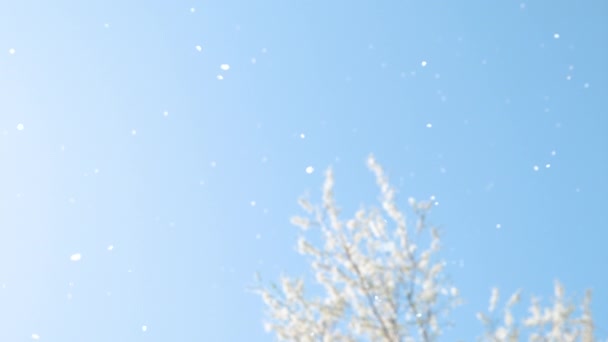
478,283 -> 595,341
255,155 -> 597,341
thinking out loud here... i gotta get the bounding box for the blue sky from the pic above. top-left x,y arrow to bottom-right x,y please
1,0 -> 606,340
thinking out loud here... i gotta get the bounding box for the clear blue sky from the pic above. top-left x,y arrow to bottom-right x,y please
1,0 -> 606,340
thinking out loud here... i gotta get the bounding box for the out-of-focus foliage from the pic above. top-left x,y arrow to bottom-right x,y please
255,156 -> 597,342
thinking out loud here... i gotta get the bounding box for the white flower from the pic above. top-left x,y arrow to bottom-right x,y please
257,156 -> 595,342
489,287 -> 499,312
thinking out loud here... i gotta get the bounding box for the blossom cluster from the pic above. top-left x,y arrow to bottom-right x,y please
477,281 -> 596,341
256,156 -> 597,342
256,155 -> 458,341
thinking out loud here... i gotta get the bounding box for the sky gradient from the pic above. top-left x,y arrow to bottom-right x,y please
1,0 -> 607,340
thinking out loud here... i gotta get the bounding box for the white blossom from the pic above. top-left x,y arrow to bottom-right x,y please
479,281 -> 595,341
256,155 -> 458,341
256,156 -> 598,342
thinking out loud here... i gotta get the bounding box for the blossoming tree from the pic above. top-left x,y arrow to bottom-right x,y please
256,155 -> 597,341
